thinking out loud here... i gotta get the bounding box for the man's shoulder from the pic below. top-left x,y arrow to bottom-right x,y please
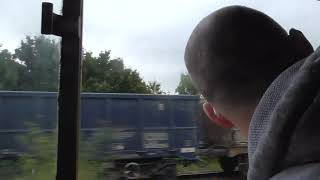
249,58 -> 304,159
249,47 -> 320,179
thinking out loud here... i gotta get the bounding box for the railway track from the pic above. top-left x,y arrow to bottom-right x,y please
177,171 -> 245,180
128,171 -> 245,180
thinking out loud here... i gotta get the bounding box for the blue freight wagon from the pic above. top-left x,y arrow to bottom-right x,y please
0,91 -> 202,178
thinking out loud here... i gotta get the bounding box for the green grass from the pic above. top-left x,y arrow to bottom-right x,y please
177,157 -> 222,174
0,124 -> 112,180
0,160 -> 21,180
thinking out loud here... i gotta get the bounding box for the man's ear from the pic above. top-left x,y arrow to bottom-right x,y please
288,28 -> 314,59
202,102 -> 234,129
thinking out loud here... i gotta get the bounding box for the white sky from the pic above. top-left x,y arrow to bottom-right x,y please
0,0 -> 319,93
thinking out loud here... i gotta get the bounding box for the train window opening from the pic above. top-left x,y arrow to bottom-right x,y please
81,1 -> 320,179
0,0 -> 63,179
0,0 -> 319,179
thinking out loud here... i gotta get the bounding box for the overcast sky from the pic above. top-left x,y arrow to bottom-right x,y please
0,0 -> 319,93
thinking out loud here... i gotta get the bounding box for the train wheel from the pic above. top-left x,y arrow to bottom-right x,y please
124,162 -> 141,179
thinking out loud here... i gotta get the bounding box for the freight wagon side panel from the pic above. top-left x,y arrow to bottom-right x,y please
0,92 -> 57,154
0,92 -> 201,161
110,97 -> 142,156
171,99 -> 199,159
140,98 -> 170,157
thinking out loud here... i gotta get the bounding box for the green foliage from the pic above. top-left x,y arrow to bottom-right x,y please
0,35 -> 163,93
0,47 -> 22,90
0,160 -> 21,180
82,51 -> 151,93
14,36 -> 60,91
147,81 -> 165,94
81,128 -> 111,160
9,124 -> 112,180
175,73 -> 198,95
15,126 -> 57,180
79,128 -> 112,179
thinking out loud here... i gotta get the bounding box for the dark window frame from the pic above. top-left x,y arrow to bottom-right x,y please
41,1 -> 83,179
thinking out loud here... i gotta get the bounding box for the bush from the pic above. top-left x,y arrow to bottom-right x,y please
7,124 -> 111,180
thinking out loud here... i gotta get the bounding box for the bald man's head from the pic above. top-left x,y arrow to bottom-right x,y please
185,6 -> 313,110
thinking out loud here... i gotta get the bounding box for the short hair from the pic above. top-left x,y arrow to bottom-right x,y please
185,6 -> 296,107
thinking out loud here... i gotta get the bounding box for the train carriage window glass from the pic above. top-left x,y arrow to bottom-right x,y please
1,0 -> 319,179
0,0 -> 62,179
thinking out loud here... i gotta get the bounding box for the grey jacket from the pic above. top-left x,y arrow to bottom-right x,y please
248,47 -> 320,180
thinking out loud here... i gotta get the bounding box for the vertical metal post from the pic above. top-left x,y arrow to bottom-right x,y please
57,0 -> 83,179
41,0 -> 83,179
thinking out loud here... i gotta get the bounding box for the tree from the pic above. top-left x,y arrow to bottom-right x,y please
147,81 -> 164,94
0,47 -> 23,90
1,35 -> 160,94
175,73 -> 198,95
14,36 -> 60,91
82,51 -> 151,93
